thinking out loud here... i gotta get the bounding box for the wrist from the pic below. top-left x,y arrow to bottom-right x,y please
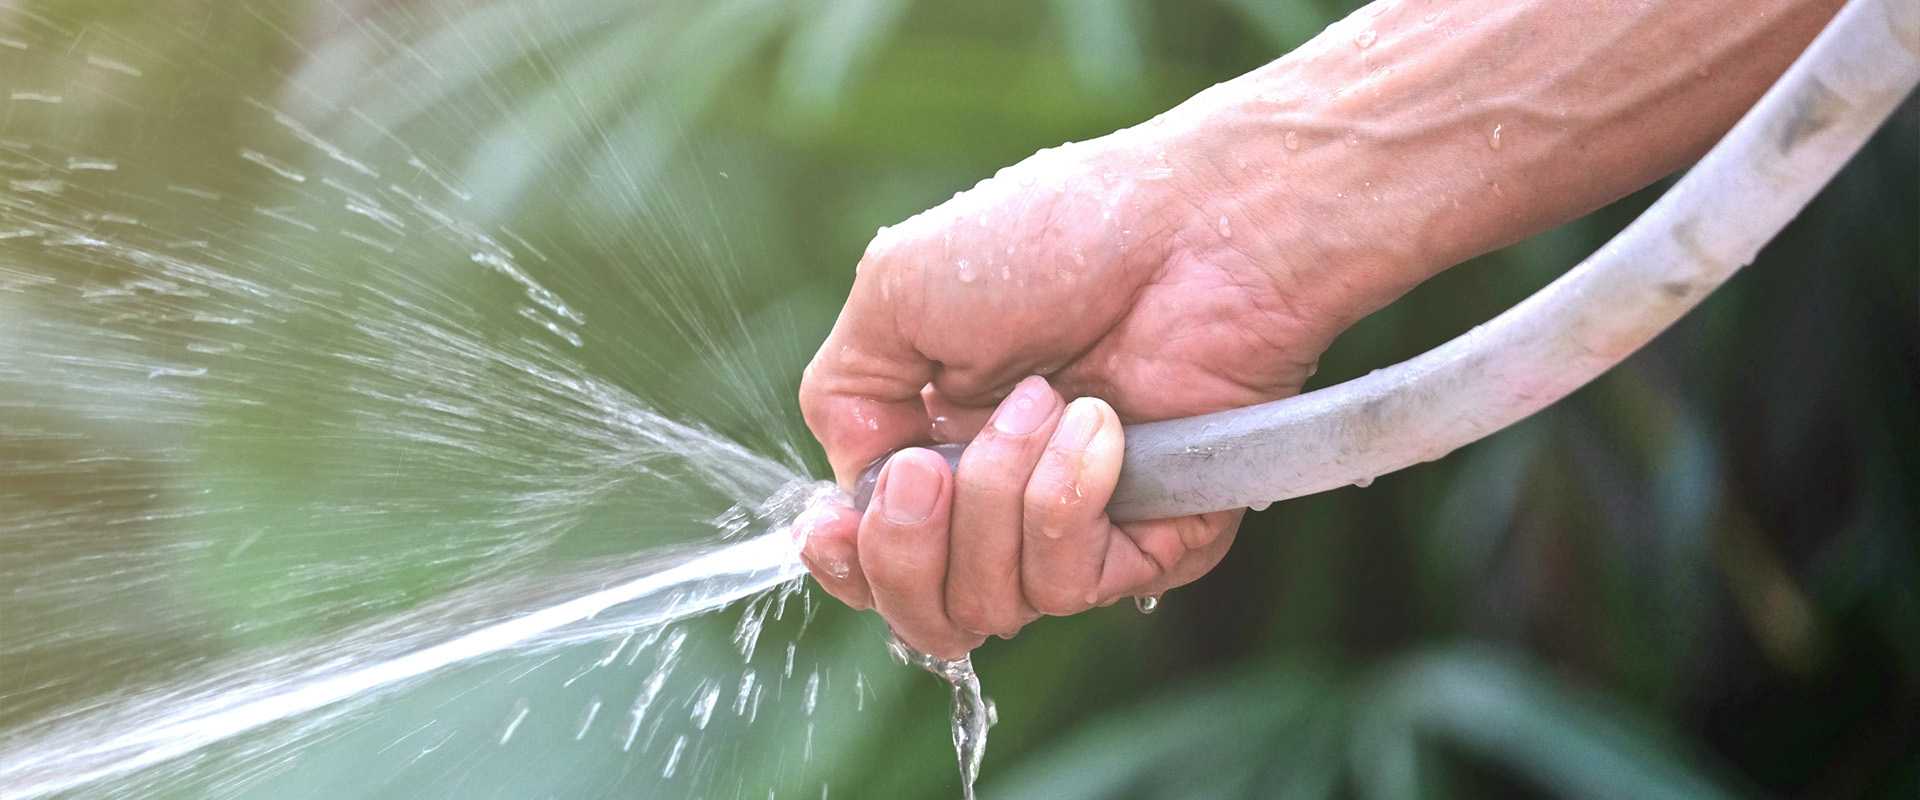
1095,69 -> 1459,344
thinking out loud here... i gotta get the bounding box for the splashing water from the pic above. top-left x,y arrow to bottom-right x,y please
0,488 -> 832,800
887,638 -> 1000,800
0,2 -> 1029,797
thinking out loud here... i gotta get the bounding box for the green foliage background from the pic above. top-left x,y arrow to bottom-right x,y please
0,0 -> 1913,798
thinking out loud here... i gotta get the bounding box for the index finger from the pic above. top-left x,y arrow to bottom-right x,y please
799,252 -> 936,485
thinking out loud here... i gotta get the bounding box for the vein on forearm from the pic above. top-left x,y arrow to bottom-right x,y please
1189,0 -> 1846,316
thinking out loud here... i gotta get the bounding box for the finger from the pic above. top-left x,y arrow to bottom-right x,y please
858,448 -> 984,659
799,253 -> 936,485
945,376 -> 1061,637
1020,397 -> 1124,617
1093,509 -> 1243,601
796,501 -> 872,610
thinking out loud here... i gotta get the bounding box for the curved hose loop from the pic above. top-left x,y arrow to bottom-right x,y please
1107,0 -> 1920,522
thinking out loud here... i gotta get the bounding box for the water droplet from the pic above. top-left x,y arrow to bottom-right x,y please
1353,476 -> 1374,488
662,734 -> 687,777
734,670 -> 757,715
956,259 -> 977,283
1345,131 -> 1359,147
1284,130 -> 1299,150
497,698 -> 531,745
1488,124 -> 1503,149
1137,167 -> 1175,181
1067,247 -> 1086,267
1134,595 -> 1160,614
1355,29 -> 1378,49
574,698 -> 603,740
1216,215 -> 1231,238
691,680 -> 720,729
1424,12 -> 1439,22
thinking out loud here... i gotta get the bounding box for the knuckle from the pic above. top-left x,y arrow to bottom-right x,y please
956,447 -> 1026,498
1023,579 -> 1088,618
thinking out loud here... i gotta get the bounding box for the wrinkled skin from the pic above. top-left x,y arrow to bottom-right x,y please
794,138 -> 1343,659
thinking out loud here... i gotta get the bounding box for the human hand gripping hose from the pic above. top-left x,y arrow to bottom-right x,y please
852,0 -> 1917,523
843,1 -> 1917,795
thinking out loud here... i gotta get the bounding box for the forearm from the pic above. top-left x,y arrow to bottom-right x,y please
1136,0 -> 1846,333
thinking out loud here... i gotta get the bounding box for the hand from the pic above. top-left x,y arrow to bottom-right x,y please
794,127 -> 1349,659
791,0 -> 1846,660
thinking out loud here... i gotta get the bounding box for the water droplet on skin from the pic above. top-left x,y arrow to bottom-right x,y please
1249,500 -> 1272,512
1424,12 -> 1439,22
957,259 -> 977,283
1134,595 -> 1160,614
1345,131 -> 1359,147
1488,124 -> 1503,149
1355,29 -> 1378,49
1284,130 -> 1299,150
1216,215 -> 1232,238
1005,245 -> 1014,255
1067,248 -> 1086,267
1353,476 -> 1374,488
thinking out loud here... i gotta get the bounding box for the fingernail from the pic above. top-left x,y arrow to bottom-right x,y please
990,376 -> 1052,436
881,449 -> 941,525
1053,398 -> 1105,453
